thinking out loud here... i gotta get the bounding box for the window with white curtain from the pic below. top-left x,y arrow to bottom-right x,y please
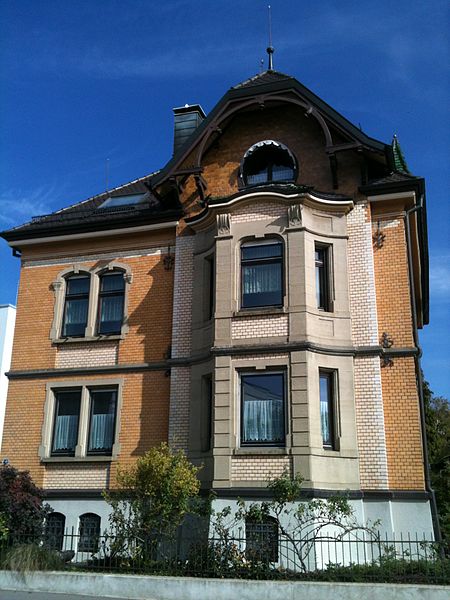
49,385 -> 118,458
97,272 -> 125,334
51,390 -> 81,455
87,389 -> 117,454
241,241 -> 283,309
241,372 -> 285,446
319,370 -> 336,449
62,275 -> 90,337
51,264 -> 131,342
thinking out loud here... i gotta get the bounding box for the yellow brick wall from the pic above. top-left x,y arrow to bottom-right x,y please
1,372 -> 170,489
372,205 -> 424,490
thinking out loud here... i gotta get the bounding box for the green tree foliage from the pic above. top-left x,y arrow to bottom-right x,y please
423,375 -> 450,543
0,465 -> 51,542
104,443 -> 201,541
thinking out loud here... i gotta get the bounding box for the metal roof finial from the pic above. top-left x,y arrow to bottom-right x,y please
267,5 -> 274,71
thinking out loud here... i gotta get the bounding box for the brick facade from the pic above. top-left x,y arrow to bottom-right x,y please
231,456 -> 292,481
168,235 -> 195,452
372,207 -> 424,490
1,71 -> 430,528
231,315 -> 289,339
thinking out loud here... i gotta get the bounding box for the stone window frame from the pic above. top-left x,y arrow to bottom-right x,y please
39,377 -> 123,462
314,242 -> 335,313
318,368 -> 341,451
237,366 -> 288,450
238,235 -> 286,313
50,261 -> 132,343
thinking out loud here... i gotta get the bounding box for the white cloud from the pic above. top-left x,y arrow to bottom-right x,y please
429,259 -> 450,296
0,186 -> 57,229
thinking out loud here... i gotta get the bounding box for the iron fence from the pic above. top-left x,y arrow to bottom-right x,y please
0,529 -> 448,584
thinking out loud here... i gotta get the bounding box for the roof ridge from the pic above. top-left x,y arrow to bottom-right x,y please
232,69 -> 294,89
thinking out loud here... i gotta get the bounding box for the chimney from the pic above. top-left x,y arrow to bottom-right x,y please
173,104 -> 206,154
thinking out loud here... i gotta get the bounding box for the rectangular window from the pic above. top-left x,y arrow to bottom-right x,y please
87,389 -> 117,455
241,242 -> 283,309
62,276 -> 90,337
51,390 -> 81,456
319,371 -> 336,449
43,382 -> 122,461
98,273 -> 125,334
201,375 -> 213,452
315,245 -> 332,311
241,372 -> 285,446
205,255 -> 215,320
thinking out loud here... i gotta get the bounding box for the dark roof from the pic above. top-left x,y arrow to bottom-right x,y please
1,172 -> 182,242
232,70 -> 295,89
366,172 -> 421,186
152,70 -> 389,188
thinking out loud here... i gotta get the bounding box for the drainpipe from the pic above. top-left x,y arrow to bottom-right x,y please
404,194 -> 441,542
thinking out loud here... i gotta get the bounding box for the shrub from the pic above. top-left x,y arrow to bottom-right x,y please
2,543 -> 63,572
0,465 -> 51,543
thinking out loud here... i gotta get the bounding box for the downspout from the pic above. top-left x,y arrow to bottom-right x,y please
404,195 -> 441,541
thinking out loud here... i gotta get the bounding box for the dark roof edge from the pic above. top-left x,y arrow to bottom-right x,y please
152,75 -> 388,188
0,209 -> 182,244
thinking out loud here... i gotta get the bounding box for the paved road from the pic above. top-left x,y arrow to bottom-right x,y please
0,592 -> 130,600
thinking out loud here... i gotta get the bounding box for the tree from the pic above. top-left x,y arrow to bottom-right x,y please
0,465 -> 51,542
423,375 -> 450,543
104,443 -> 201,543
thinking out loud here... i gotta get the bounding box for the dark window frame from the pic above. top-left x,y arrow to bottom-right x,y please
315,244 -> 333,312
97,271 -> 125,335
61,274 -> 90,338
240,240 -> 284,310
245,516 -> 279,563
44,512 -> 66,551
86,387 -> 118,456
319,370 -> 338,450
201,375 -> 213,452
205,253 -> 215,321
240,371 -> 286,447
51,389 -> 82,457
78,513 -> 101,553
241,142 -> 297,188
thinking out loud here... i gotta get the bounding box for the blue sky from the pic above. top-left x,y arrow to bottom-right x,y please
0,1 -> 448,396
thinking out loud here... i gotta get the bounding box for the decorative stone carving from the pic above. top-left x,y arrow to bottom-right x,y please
288,204 -> 302,227
217,213 -> 231,236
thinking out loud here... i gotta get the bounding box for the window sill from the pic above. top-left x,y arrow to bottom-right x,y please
52,335 -> 124,345
234,447 -> 288,456
41,456 -> 114,463
233,307 -> 286,318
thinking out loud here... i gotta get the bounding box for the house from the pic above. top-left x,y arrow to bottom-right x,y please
0,67 -> 437,545
0,304 -> 16,450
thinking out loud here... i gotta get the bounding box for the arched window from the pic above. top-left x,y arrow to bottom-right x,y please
245,515 -> 279,563
45,512 -> 66,551
97,271 -> 125,335
78,513 -> 101,553
241,140 -> 296,187
61,274 -> 90,337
